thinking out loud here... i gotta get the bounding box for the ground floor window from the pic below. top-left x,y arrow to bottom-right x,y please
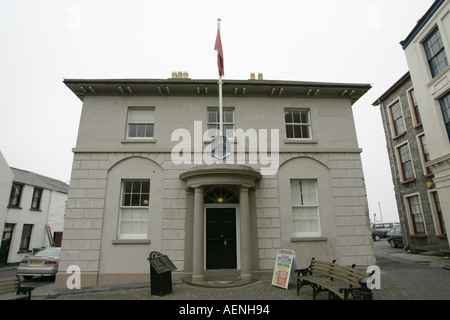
429,191 -> 446,236
290,179 -> 320,237
19,224 -> 33,251
119,180 -> 150,239
406,195 -> 426,235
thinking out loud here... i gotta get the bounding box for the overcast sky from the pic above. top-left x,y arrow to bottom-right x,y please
0,0 -> 436,223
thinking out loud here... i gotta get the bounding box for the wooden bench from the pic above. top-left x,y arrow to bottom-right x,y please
295,257 -> 374,300
0,276 -> 34,300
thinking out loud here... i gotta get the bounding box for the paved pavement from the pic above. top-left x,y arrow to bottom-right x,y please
3,241 -> 450,303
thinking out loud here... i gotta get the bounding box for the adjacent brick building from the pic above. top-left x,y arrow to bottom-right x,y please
373,72 -> 448,252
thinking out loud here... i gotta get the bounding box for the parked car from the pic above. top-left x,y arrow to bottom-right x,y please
386,226 -> 404,248
371,223 -> 394,241
17,247 -> 61,280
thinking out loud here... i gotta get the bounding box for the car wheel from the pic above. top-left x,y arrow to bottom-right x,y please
374,235 -> 380,241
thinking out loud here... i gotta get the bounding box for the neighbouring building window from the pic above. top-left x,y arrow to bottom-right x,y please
207,107 -> 234,139
119,180 -> 150,239
439,92 -> 450,141
290,179 -> 320,237
19,224 -> 33,251
8,183 -> 23,208
285,109 -> 311,139
396,143 -> 415,182
418,134 -> 432,175
430,191 -> 446,236
423,27 -> 448,77
406,195 -> 426,235
408,88 -> 422,126
127,108 -> 155,139
31,187 -> 43,210
389,100 -> 406,137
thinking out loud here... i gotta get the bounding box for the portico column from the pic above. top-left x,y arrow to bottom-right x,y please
192,186 -> 204,283
239,186 -> 252,281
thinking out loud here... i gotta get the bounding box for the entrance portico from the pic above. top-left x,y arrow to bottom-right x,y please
180,164 -> 261,283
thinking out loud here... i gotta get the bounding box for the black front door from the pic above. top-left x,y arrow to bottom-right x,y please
206,208 -> 237,269
0,224 -> 14,265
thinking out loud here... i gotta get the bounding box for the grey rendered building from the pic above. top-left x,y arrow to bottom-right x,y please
55,76 -> 375,288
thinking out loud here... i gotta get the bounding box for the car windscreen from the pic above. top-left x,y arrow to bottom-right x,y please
35,248 -> 60,258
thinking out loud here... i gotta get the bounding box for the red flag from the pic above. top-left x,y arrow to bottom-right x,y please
214,29 -> 224,76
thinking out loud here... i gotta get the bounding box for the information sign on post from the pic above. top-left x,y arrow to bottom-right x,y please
271,249 -> 299,290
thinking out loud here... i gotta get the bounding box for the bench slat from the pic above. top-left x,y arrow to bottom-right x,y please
0,277 -> 33,300
297,257 -> 373,300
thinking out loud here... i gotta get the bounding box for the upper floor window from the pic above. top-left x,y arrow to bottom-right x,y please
207,108 -> 234,139
396,143 -> 415,182
408,88 -> 422,126
8,183 -> 23,208
285,109 -> 311,139
439,92 -> 450,141
127,108 -> 154,139
423,27 -> 448,77
389,100 -> 406,137
31,188 -> 43,210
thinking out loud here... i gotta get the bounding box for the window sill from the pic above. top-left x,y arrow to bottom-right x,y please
29,208 -> 42,212
291,237 -> 327,242
7,205 -> 22,210
411,233 -> 427,238
392,132 -> 407,140
17,250 -> 32,254
401,178 -> 416,185
121,138 -> 156,144
284,139 -> 317,144
112,239 -> 151,244
426,64 -> 450,89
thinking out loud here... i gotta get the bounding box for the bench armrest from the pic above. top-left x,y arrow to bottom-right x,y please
294,268 -> 312,277
16,276 -> 34,299
339,278 -> 373,300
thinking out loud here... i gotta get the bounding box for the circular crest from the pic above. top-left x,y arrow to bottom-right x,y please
211,135 -> 231,160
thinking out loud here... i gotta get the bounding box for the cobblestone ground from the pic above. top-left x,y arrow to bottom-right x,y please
46,279 -> 319,300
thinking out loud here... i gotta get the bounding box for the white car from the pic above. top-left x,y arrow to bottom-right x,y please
17,248 -> 61,280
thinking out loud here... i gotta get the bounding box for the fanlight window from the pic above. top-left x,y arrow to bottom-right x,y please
204,186 -> 239,204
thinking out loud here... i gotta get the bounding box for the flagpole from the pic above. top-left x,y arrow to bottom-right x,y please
217,18 -> 223,137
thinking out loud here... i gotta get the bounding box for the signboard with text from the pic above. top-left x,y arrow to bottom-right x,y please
271,249 -> 299,290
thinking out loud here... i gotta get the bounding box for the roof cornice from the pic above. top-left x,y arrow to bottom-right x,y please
400,0 -> 445,50
63,78 -> 371,105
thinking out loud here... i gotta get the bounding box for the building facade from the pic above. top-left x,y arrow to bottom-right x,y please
373,72 -> 448,252
55,76 -> 375,288
400,0 -> 450,250
0,152 -> 69,265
